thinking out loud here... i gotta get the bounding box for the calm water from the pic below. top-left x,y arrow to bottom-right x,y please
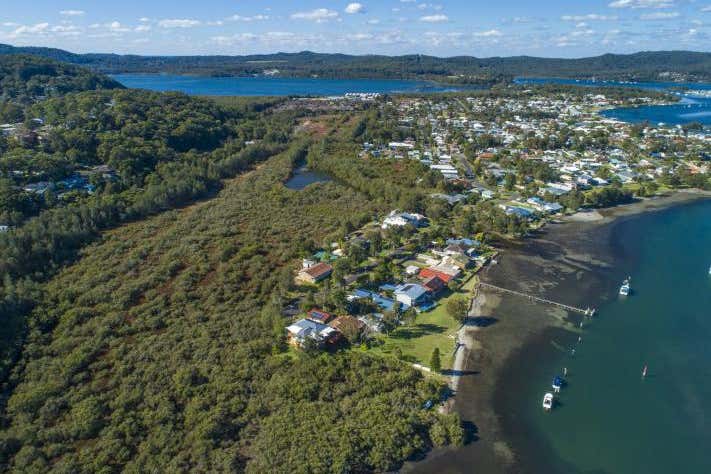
516,77 -> 711,127
284,166 -> 332,190
520,200 -> 711,474
111,74 -> 462,96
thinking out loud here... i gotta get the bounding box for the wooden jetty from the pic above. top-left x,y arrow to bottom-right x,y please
477,282 -> 596,316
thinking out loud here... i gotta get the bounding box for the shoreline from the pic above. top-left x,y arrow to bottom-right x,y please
408,190 -> 711,474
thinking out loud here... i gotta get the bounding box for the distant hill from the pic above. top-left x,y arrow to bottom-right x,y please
0,54 -> 123,105
1,44 -> 710,83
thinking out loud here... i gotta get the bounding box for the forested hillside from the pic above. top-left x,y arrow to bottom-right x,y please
0,80 -> 293,386
0,140 -> 462,472
0,55 -> 122,108
2,44 -> 710,82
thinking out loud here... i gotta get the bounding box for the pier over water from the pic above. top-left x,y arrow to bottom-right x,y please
477,282 -> 596,316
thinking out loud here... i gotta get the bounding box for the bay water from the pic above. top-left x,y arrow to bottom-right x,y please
517,199 -> 711,473
515,77 -> 711,127
110,74 -> 462,96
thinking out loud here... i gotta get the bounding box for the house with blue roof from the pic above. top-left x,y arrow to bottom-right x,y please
348,289 -> 402,312
394,283 -> 430,308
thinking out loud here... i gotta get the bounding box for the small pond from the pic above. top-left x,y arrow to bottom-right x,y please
284,165 -> 332,190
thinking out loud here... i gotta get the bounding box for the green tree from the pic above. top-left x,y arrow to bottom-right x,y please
402,307 -> 418,326
446,296 -> 469,323
430,348 -> 442,373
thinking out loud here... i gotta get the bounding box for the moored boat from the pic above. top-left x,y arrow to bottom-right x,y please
552,375 -> 564,393
542,393 -> 554,411
619,277 -> 631,296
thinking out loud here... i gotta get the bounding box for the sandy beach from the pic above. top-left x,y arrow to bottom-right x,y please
407,190 -> 711,474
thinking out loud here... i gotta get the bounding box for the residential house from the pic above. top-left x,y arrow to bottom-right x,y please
296,262 -> 333,284
329,315 -> 366,340
419,267 -> 456,284
422,276 -> 446,296
382,210 -> 428,229
306,309 -> 334,324
348,289 -> 400,312
286,319 -> 340,348
499,204 -> 534,220
358,313 -> 384,333
394,283 -> 430,308
526,197 -> 564,214
405,265 -> 421,276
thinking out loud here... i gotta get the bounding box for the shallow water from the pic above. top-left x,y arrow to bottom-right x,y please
514,200 -> 711,473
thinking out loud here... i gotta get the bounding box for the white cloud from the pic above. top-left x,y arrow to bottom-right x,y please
228,14 -> 270,22
158,19 -> 201,28
701,5 -> 711,12
135,24 -> 151,32
570,28 -> 595,37
51,25 -> 81,36
212,33 -> 259,45
89,21 -> 131,33
366,19 -> 380,24
419,14 -> 448,23
419,3 -> 443,10
60,10 -> 85,17
561,14 -> 618,21
609,0 -> 675,9
348,33 -> 374,40
10,23 -> 50,38
474,29 -> 502,37
640,11 -> 680,19
345,3 -> 365,14
290,8 -> 339,22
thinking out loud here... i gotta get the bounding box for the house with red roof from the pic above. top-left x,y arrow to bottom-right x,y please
422,275 -> 446,296
306,309 -> 334,324
419,267 -> 454,283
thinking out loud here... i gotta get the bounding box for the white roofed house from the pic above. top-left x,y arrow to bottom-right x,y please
393,283 -> 431,308
526,197 -> 564,214
286,319 -> 340,348
382,210 -> 428,229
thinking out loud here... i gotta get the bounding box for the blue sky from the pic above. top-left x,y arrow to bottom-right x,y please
0,0 -> 709,57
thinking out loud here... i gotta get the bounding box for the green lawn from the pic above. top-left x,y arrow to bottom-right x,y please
367,274 -> 479,370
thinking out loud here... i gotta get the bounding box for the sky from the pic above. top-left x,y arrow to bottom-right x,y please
0,0 -> 709,57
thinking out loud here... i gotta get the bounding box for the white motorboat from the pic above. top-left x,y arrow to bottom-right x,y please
542,393 -> 554,411
619,277 -> 631,296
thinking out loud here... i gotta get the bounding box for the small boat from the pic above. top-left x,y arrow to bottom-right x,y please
708,264 -> 711,275
552,375 -> 564,393
642,365 -> 648,378
542,393 -> 554,411
619,277 -> 631,296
